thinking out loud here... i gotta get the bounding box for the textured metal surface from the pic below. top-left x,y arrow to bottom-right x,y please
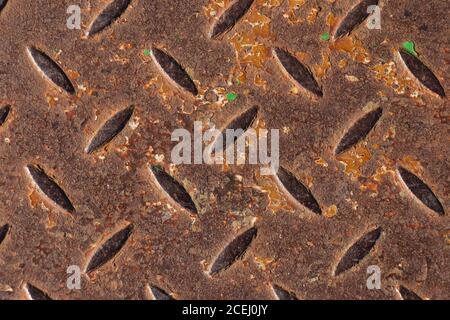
0,0 -> 448,300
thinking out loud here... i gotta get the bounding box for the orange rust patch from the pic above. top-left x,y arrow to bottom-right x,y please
400,156 -> 424,174
29,190 -> 41,209
323,204 -> 337,218
371,61 -> 412,95
254,256 -> 275,270
258,0 -> 282,8
229,11 -> 272,67
246,10 -> 272,38
66,69 -> 80,80
28,189 -> 55,216
338,59 -> 348,69
45,92 -> 59,108
254,73 -> 267,89
371,56 -> 423,99
372,163 -> 395,182
235,68 -> 247,84
144,76 -> 176,102
221,161 -> 231,173
294,51 -> 311,63
305,175 -> 314,188
360,181 -> 378,193
383,125 -> 396,141
206,1 -> 279,88
330,36 -> 371,64
45,212 -> 57,229
313,52 -> 331,79
254,170 -> 293,213
315,157 -> 329,167
326,12 -> 337,29
336,144 -> 371,179
307,7 -> 320,24
283,0 -> 306,24
203,0 -> 231,19
119,43 -> 133,50
360,156 -> 396,194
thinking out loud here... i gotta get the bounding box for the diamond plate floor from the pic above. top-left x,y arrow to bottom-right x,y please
0,0 -> 448,300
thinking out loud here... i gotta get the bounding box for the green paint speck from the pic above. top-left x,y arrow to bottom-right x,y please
143,49 -> 152,56
236,79 -> 241,85
226,93 -> 238,102
320,33 -> 330,41
402,41 -> 417,56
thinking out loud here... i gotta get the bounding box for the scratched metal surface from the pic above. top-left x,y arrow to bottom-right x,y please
0,0 -> 448,300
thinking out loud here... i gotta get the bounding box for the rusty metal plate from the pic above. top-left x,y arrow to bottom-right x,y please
0,0 -> 448,300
